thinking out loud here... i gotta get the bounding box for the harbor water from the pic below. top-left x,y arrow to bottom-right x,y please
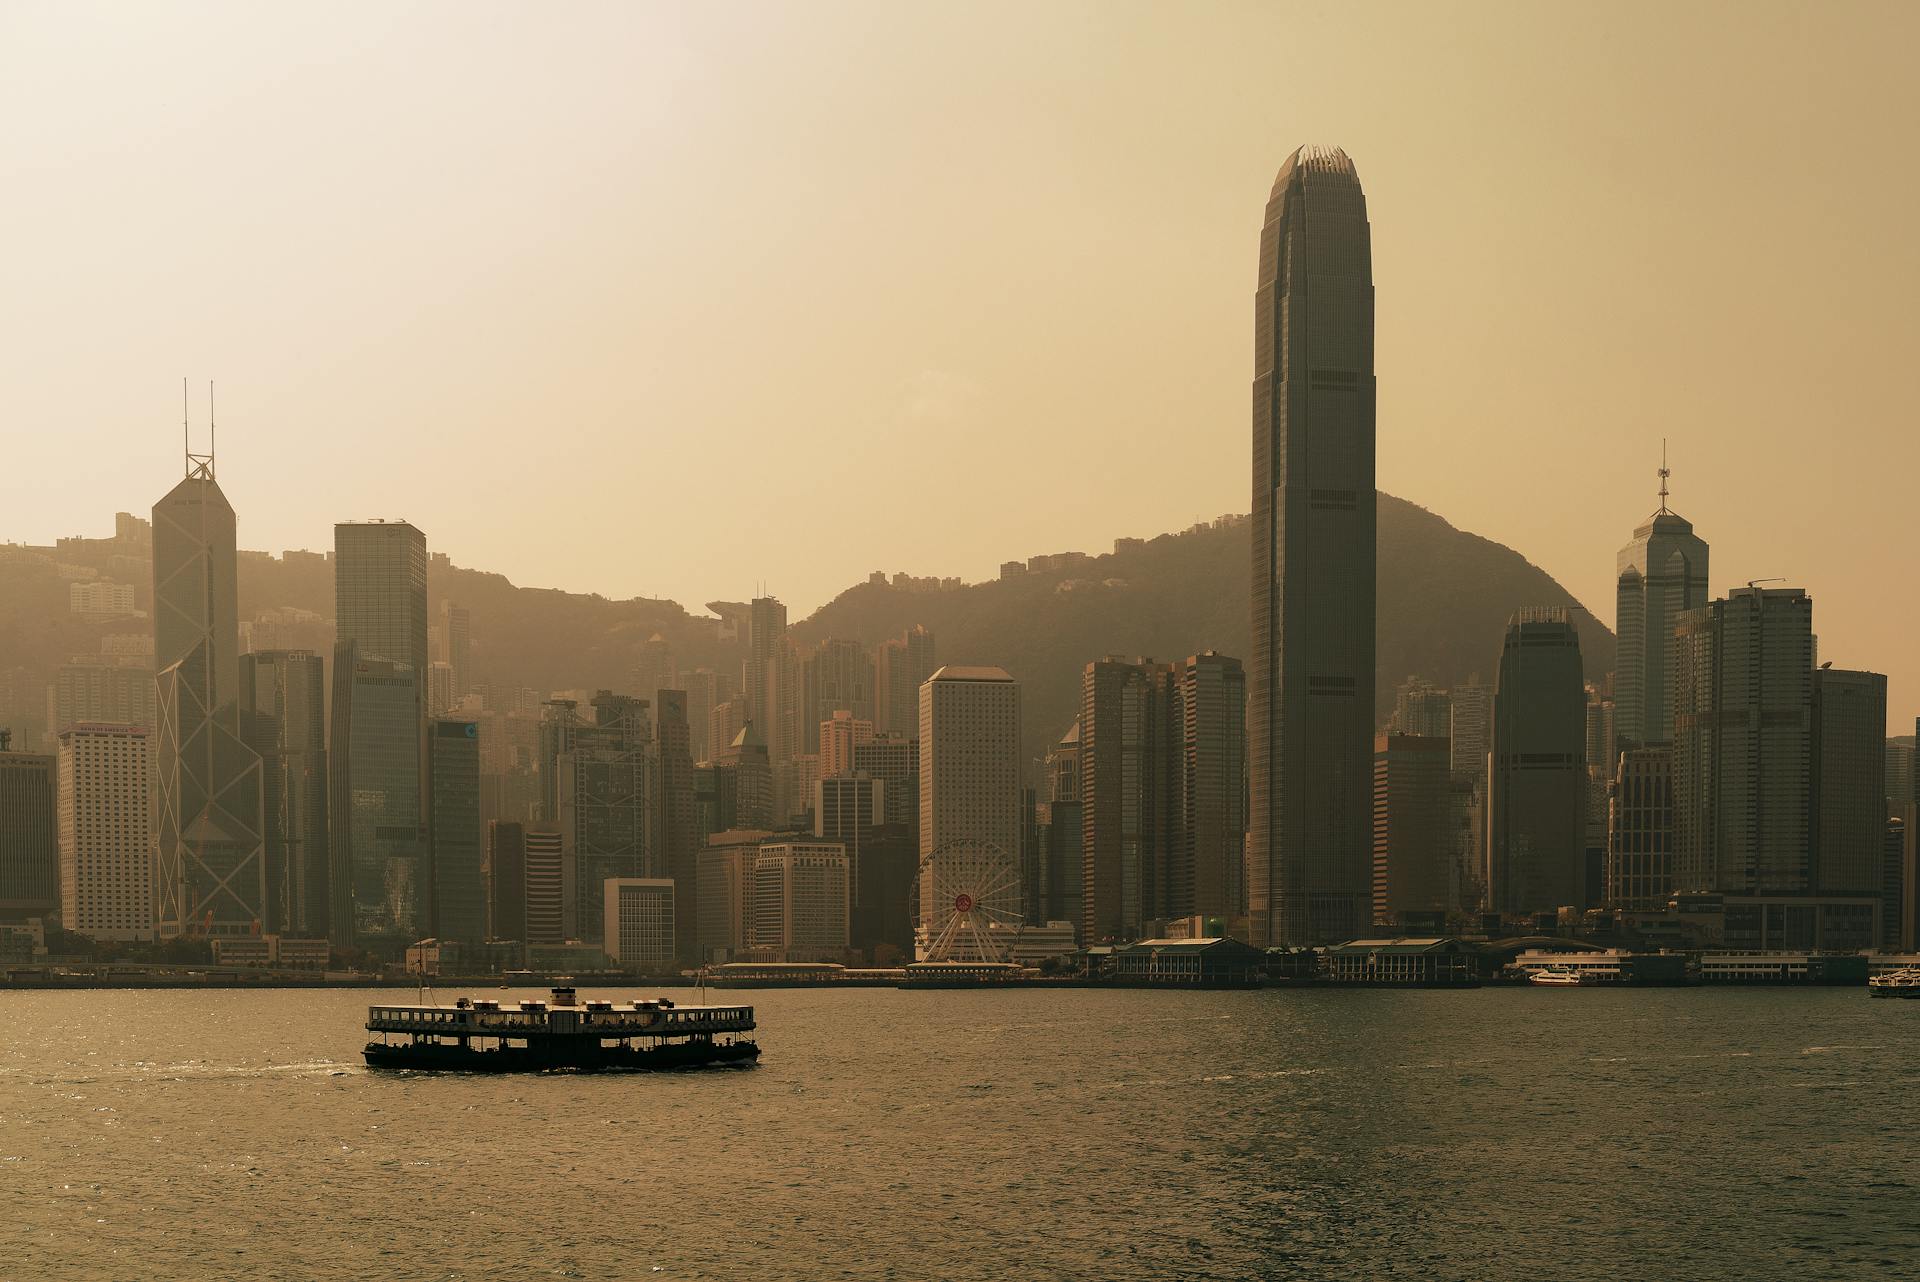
2,986 -> 1915,1281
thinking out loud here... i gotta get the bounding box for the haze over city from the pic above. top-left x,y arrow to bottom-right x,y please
6,2 -> 1918,727
4,5 -> 1920,1280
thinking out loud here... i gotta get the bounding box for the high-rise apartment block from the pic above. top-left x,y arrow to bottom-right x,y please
1486,609 -> 1587,916
876,625 -> 937,738
57,725 -> 152,941
1249,145 -> 1376,947
540,693 -> 653,944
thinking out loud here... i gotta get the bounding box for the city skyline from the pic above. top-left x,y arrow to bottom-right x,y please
2,3 -> 1917,714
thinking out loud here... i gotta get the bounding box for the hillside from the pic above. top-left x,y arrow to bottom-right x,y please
792,494 -> 1613,760
1,493 -> 1610,763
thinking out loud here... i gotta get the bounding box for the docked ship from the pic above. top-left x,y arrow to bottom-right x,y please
363,985 -> 760,1071
1529,964 -> 1600,987
1868,967 -> 1920,999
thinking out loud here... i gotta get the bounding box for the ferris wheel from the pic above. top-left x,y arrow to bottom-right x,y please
911,840 -> 1025,963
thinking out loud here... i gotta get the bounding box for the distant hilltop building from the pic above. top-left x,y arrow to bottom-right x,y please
1248,144 -> 1377,947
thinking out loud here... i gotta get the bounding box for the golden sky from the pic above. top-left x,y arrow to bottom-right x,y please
3,1 -> 1915,725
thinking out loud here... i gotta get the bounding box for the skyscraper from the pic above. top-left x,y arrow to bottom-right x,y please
1372,734 -> 1452,923
653,689 -> 698,963
1811,668 -> 1887,897
334,521 -> 429,677
1179,652 -> 1248,922
1606,746 -> 1674,911
329,646 -> 423,949
152,451 -> 266,936
1079,656 -> 1178,943
0,742 -> 58,919
876,625 -> 937,738
1486,609 -> 1587,916
919,666 -> 1022,945
1673,588 -> 1815,895
428,717 -> 483,944
238,649 -> 329,937
745,596 -> 787,741
440,601 -> 471,701
1613,468 -> 1709,753
540,693 -> 653,944
1249,144 -> 1376,946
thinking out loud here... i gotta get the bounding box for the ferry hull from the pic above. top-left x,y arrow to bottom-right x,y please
363,1039 -> 760,1073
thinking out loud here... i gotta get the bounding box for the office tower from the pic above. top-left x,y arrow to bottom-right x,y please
57,725 -> 153,941
152,452 -> 267,937
816,773 -> 884,915
1486,609 -> 1587,916
329,646 -> 424,949
745,595 -> 787,738
716,722 -> 773,829
1613,471 -> 1709,752
522,826 -> 564,946
698,829 -> 770,961
819,710 -> 875,776
0,743 -> 58,919
1180,652 -> 1247,921
439,602 -> 470,700
1882,815 -> 1907,952
602,878 -> 674,968
1811,668 -> 1887,896
1249,144 -> 1376,947
427,662 -> 454,715
653,689 -> 698,964
1449,682 -> 1492,780
1673,588 -> 1815,895
1039,722 -> 1084,932
876,625 -> 937,738
334,521 -> 429,676
635,633 -> 677,706
1392,677 -> 1452,739
1372,735 -> 1452,922
749,840 -> 849,962
1606,746 -> 1674,910
428,718 -> 483,943
484,820 -> 527,941
238,650 -> 329,937
920,666 -> 1022,947
1585,687 -> 1616,771
540,693 -> 652,943
682,667 -> 733,763
798,639 -> 873,734
708,696 -> 749,767
47,661 -> 155,737
1078,657 -> 1177,943
1888,739 -> 1916,818
1584,685 -> 1616,905
853,733 -> 917,829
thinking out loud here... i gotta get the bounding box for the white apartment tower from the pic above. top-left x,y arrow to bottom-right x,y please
58,725 -> 154,941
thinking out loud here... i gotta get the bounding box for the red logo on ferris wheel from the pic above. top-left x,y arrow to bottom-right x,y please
953,893 -> 975,914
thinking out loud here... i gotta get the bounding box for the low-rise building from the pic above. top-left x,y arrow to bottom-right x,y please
1326,937 -> 1481,985
1111,937 -> 1265,986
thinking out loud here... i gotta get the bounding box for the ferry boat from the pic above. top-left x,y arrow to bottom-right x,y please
1867,967 -> 1920,999
363,984 -> 760,1072
1529,965 -> 1599,987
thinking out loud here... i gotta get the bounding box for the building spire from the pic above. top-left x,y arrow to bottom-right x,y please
184,376 -> 216,481
1656,438 -> 1670,515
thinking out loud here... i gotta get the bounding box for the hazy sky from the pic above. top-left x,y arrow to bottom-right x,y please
4,2 -> 1916,722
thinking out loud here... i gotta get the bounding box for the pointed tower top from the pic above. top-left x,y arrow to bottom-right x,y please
184,377 -> 216,481
1656,438 -> 1670,515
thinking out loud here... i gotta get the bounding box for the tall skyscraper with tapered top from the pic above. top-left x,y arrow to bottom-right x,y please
1614,455 -> 1708,756
153,429 -> 266,938
1248,144 -> 1376,946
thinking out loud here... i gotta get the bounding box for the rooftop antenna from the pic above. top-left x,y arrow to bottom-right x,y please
184,376 -> 216,481
1656,439 -> 1670,515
